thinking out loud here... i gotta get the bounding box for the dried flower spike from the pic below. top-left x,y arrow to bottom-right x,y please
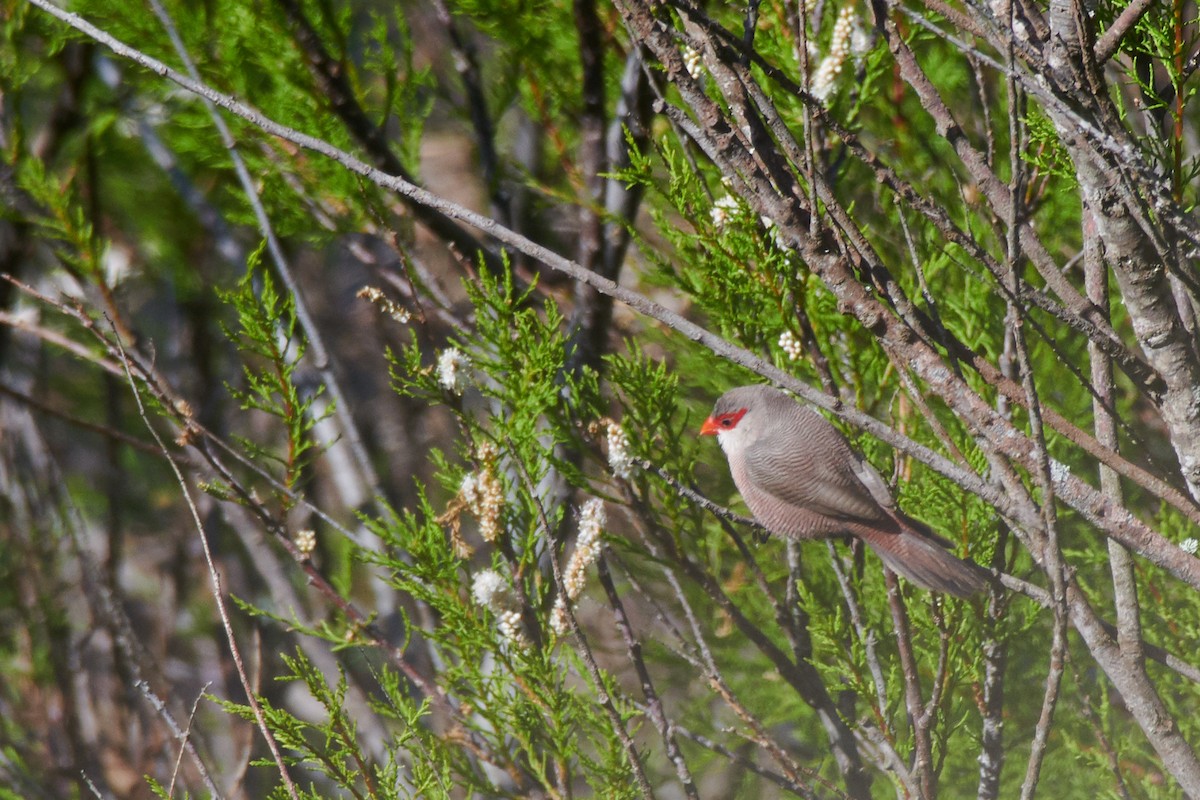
809,3 -> 857,103
552,499 -> 607,634
606,422 -> 635,480
357,285 -> 411,324
461,442 -> 504,543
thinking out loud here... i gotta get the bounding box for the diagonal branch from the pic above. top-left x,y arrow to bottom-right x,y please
1094,0 -> 1159,64
272,0 -> 500,272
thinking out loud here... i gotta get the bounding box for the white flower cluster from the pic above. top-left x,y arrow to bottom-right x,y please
357,285 -> 411,324
683,45 -> 703,79
710,194 -> 741,229
437,347 -> 471,395
471,568 -> 528,649
810,4 -> 858,103
606,421 -> 635,480
471,568 -> 507,606
461,441 -> 504,542
1182,538 -> 1198,555
552,499 -> 607,634
295,529 -> 317,555
779,330 -> 804,361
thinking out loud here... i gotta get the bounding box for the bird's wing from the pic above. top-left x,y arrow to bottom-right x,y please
849,456 -> 898,512
742,408 -> 892,523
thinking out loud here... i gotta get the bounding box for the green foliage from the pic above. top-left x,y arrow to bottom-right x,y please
360,10 -> 434,177
13,157 -> 100,277
213,648 -> 455,799
1023,109 -> 1080,189
5,0 -> 1200,797
218,245 -> 330,500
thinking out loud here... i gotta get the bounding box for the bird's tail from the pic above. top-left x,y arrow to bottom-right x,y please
859,517 -> 988,598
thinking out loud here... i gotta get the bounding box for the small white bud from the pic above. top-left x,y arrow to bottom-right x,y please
551,597 -> 571,635
460,473 -> 480,506
295,529 -> 317,555
1182,538 -> 1198,555
471,569 -> 528,649
496,609 -> 528,649
778,330 -> 804,361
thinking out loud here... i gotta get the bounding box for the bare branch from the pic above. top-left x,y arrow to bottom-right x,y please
110,322 -> 303,800
595,556 -> 700,799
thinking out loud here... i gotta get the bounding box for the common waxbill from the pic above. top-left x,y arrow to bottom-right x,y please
701,385 -> 986,597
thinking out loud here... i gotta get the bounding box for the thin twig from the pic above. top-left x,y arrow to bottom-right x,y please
146,0 -> 384,509
271,0 -> 498,272
885,573 -> 935,799
1070,663 -> 1136,799
638,458 -> 764,531
133,680 -> 222,800
650,708 -> 826,795
25,286 -> 503,778
0,308 -> 126,375
1094,0 -> 1158,63
1084,208 -> 1143,661
110,320 -> 302,800
595,556 -> 700,799
826,542 -> 891,733
1002,45 -> 1068,796
512,460 -> 656,800
621,491 -> 874,797
0,380 -> 168,459
431,0 -> 510,227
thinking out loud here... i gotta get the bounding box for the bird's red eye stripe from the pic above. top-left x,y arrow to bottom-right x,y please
718,408 -> 747,428
701,407 -> 747,435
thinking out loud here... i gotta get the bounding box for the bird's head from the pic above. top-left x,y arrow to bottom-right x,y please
700,385 -> 779,452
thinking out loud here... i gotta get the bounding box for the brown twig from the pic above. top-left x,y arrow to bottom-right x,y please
110,320 -> 303,800
1094,0 -> 1159,63
623,488 -> 874,797
595,556 -> 700,799
885,573 -> 936,799
512,460 -> 656,800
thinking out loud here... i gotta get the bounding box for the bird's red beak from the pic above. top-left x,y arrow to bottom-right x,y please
700,416 -> 721,436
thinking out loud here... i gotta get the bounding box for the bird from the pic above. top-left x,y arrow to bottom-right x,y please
700,384 -> 987,597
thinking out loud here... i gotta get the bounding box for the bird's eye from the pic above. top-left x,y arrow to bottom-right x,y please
720,417 -> 733,427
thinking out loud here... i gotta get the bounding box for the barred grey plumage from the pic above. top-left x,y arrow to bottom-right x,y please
702,385 -> 986,597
